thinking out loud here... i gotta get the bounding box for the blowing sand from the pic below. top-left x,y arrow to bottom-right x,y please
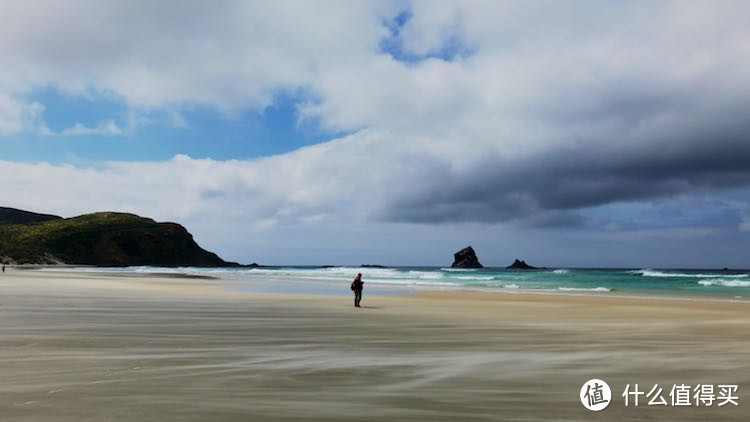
0,268 -> 748,421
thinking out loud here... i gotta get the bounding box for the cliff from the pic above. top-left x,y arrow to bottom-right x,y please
0,210 -> 239,267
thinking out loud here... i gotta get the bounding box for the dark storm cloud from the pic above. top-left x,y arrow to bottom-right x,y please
380,97 -> 750,226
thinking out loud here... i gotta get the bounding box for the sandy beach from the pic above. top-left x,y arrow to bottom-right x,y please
0,268 -> 748,421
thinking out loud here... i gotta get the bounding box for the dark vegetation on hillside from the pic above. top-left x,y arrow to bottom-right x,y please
0,208 -> 239,267
0,207 -> 62,225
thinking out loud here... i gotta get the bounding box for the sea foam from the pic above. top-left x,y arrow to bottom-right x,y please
557,287 -> 611,292
698,279 -> 750,287
632,270 -> 748,278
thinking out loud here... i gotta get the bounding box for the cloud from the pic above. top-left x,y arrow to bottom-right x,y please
376,102 -> 750,224
1,143 -> 747,266
2,126 -> 749,230
1,0 -> 750,243
741,216 -> 750,232
59,120 -> 125,136
0,93 -> 44,135
0,1 -> 398,111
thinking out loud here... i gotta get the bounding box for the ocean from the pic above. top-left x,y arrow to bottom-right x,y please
44,266 -> 750,299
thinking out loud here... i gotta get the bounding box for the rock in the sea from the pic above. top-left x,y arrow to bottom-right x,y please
451,246 -> 483,268
506,259 -> 537,270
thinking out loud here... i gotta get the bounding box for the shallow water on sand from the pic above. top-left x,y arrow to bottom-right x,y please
44,266 -> 750,299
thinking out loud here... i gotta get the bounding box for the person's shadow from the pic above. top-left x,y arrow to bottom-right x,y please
357,305 -> 381,309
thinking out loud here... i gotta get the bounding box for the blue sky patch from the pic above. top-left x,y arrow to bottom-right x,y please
0,88 -> 345,163
379,8 -> 475,64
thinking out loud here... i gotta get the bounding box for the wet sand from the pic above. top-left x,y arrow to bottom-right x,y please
0,269 -> 748,421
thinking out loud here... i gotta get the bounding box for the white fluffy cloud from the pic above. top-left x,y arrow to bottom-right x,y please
1,0 -> 749,135
0,131 -> 399,226
0,93 -> 44,135
58,120 -> 125,136
0,0 -> 396,110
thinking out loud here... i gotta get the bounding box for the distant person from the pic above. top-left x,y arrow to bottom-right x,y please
1,264 -> 4,273
350,272 -> 364,307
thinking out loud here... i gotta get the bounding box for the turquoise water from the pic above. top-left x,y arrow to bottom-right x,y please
52,266 -> 750,298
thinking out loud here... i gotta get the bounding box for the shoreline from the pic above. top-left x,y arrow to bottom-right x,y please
0,268 -> 748,420
6,267 -> 750,314
18,266 -> 750,304
5,267 -> 750,326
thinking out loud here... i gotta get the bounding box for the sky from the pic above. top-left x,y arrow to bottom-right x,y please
1,0 -> 749,268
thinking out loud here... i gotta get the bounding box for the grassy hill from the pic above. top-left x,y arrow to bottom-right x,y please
0,210 -> 238,267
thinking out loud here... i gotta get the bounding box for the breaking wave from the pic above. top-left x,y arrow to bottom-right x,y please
631,270 -> 748,278
698,279 -> 750,287
557,287 -> 611,292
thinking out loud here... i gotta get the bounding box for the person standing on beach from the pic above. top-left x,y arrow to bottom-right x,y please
351,273 -> 364,307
